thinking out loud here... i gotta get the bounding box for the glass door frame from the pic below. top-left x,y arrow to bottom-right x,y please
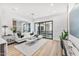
34,21 -> 53,39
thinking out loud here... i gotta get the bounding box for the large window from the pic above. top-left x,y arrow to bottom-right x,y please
23,23 -> 30,32
13,20 -> 30,33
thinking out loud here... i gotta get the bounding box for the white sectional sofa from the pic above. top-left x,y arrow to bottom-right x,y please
14,32 -> 31,43
14,32 -> 43,43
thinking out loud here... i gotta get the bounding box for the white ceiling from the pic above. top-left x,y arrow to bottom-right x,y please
0,3 -> 67,19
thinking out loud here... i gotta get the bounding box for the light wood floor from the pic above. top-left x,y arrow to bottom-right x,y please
8,40 -> 62,56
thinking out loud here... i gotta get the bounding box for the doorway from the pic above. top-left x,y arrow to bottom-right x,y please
34,21 -> 53,39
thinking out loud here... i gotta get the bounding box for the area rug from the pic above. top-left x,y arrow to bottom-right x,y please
15,39 -> 49,56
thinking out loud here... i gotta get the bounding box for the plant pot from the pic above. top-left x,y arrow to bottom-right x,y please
61,40 -> 63,49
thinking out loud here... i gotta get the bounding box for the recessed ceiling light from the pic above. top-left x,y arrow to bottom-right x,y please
12,8 -> 18,11
50,3 -> 54,6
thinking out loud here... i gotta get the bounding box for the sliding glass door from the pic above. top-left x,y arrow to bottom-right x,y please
45,22 -> 53,39
34,21 -> 53,39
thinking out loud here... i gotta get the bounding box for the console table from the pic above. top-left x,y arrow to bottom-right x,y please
2,35 -> 15,44
0,38 -> 7,56
63,40 -> 79,56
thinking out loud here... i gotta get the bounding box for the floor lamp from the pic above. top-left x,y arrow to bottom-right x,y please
2,25 -> 8,36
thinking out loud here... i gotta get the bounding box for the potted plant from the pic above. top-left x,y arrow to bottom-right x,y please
11,27 -> 16,35
59,30 -> 68,48
59,30 -> 68,55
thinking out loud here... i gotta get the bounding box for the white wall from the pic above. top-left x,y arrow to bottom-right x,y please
53,13 -> 67,40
